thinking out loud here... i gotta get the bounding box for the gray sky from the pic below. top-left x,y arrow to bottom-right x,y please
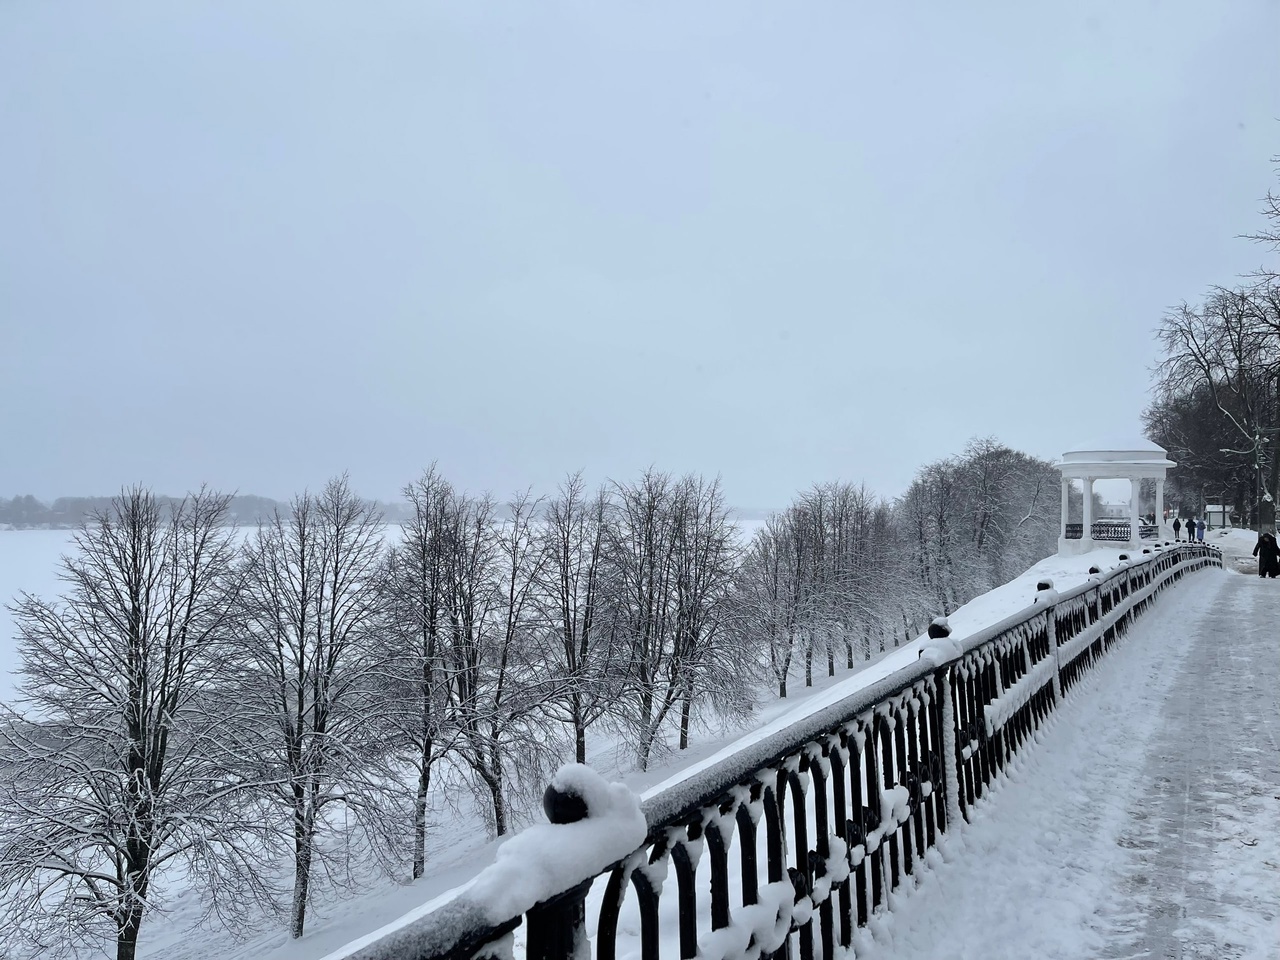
2,1 -> 1278,510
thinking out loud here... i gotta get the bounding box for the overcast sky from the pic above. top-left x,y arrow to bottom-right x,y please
2,1 -> 1278,510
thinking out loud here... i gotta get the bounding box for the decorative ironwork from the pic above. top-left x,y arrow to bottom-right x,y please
336,544 -> 1223,960
1067,522 -> 1161,541
1090,521 -> 1131,541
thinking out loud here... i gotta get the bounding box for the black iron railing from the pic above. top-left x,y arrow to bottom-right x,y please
1090,521 -> 1131,541
1067,522 -> 1162,541
336,543 -> 1222,960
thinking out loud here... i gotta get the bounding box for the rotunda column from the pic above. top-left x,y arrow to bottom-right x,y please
1082,477 -> 1095,544
1129,479 -> 1141,543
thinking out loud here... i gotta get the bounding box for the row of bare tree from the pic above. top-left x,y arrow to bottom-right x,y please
0,470 -> 745,958
735,439 -> 1061,699
1145,162 -> 1280,526
1146,283 -> 1280,526
0,445 -> 1061,960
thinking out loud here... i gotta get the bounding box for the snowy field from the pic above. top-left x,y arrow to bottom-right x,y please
3,528 -> 1273,960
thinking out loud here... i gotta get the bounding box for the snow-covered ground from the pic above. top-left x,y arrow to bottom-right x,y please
5,530 -> 1272,960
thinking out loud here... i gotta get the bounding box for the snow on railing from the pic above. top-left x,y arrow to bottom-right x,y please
329,542 -> 1222,960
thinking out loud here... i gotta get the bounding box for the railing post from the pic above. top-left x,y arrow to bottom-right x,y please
1036,578 -> 1062,703
923,617 -> 964,830
526,782 -> 594,960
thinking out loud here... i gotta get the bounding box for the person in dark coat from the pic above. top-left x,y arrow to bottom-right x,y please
1252,532 -> 1279,578
1173,518 -> 1182,541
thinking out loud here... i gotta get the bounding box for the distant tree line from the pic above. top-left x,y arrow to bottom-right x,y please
0,493 -> 446,530
0,493 -> 284,529
0,440 -> 1061,960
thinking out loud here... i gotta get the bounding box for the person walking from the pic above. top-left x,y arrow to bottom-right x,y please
1252,532 -> 1279,577
1196,518 -> 1206,542
1173,517 -> 1182,541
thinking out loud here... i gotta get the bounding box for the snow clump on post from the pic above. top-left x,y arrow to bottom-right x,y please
467,764 -> 647,922
919,616 -> 961,666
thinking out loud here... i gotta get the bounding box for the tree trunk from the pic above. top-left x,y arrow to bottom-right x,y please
491,784 -> 507,836
290,800 -> 314,939
412,749 -> 432,880
119,791 -> 150,960
482,747 -> 507,837
678,692 -> 691,750
116,905 -> 143,960
637,727 -> 654,772
637,687 -> 655,770
572,692 -> 586,764
778,678 -> 787,698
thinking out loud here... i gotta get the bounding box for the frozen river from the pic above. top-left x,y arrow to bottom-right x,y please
0,529 -> 77,702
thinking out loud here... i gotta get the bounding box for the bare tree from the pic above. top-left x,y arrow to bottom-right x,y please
0,488 -> 253,960
1154,287 -> 1280,529
1243,155 -> 1280,284
536,473 -> 619,764
235,476 -> 401,939
812,482 -> 891,671
795,485 -> 827,687
732,517 -> 797,698
1156,290 -> 1274,445
445,491 -> 553,836
888,442 -> 1061,631
738,482 -> 908,693
607,470 -> 681,770
379,466 -> 458,879
897,461 -> 960,614
669,475 -> 743,749
605,471 -> 744,766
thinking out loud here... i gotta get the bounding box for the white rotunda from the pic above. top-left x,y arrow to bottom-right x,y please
1057,440 -> 1176,555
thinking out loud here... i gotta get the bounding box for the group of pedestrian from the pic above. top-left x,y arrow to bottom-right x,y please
1172,517 -> 1206,542
1254,532 -> 1280,578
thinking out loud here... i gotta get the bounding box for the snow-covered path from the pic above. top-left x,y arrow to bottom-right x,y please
853,565 -> 1280,960
1095,569 -> 1280,960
